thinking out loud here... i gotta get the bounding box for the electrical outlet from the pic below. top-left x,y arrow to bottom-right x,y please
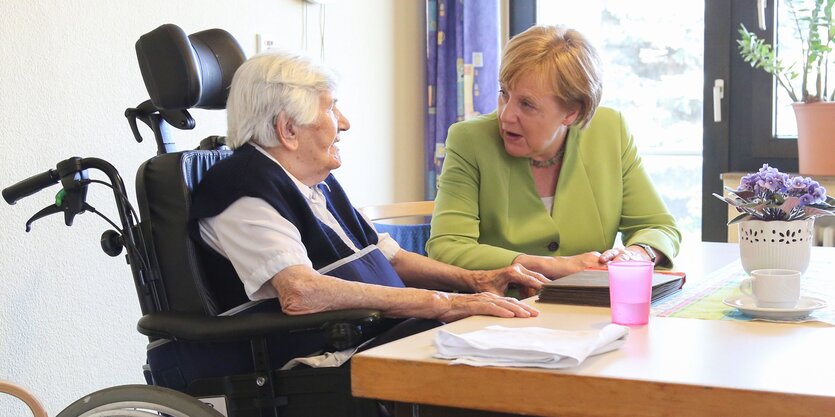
256,33 -> 277,54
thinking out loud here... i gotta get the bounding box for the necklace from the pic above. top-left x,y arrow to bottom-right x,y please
529,146 -> 565,168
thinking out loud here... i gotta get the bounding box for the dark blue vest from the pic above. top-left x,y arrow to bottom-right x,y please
188,144 -> 404,312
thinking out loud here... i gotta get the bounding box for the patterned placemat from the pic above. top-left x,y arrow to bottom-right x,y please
653,257 -> 835,325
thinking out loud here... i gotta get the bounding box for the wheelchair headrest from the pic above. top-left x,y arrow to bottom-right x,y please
135,24 -> 245,111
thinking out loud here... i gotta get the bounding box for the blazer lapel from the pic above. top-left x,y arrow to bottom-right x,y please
506,156 -> 559,243
552,131 -> 607,253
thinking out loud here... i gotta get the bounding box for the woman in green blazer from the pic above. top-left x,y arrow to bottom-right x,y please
427,25 -> 681,286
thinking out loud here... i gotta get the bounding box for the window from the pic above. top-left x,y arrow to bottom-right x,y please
536,1 -> 705,246
774,0 -> 800,138
512,0 -> 803,243
703,0 -> 801,242
772,1 -> 835,137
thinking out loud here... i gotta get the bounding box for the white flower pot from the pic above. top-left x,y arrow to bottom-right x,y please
738,218 -> 814,274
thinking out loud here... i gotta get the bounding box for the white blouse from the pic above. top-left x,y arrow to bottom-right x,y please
198,144 -> 400,300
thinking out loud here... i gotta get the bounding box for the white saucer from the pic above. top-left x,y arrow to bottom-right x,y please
723,296 -> 828,320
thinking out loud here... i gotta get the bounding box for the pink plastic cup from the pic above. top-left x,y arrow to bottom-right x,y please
608,260 -> 654,325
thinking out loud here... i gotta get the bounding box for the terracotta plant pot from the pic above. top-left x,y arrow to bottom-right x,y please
792,102 -> 835,176
738,218 -> 813,274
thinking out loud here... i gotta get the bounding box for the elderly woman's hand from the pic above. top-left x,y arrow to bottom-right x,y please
467,264 -> 550,297
435,292 -> 539,322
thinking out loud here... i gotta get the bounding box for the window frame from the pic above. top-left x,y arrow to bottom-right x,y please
510,0 -> 800,242
702,0 -> 799,242
508,0 -> 536,37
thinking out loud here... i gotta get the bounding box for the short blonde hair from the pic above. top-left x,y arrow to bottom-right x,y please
500,25 -> 602,128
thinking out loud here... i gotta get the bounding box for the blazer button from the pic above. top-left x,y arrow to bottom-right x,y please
547,241 -> 559,251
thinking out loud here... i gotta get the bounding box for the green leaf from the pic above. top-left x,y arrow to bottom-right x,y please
737,1 -> 833,102
728,212 -> 752,225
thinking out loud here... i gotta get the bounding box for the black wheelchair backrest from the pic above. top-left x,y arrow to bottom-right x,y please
130,24 -> 248,315
136,150 -> 245,316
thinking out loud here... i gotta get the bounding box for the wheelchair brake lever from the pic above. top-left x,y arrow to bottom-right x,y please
25,204 -> 64,232
25,186 -> 94,231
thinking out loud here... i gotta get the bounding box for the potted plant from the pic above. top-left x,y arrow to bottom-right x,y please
714,164 -> 835,273
737,0 -> 835,175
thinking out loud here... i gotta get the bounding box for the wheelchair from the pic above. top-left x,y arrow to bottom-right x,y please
3,24 -> 386,417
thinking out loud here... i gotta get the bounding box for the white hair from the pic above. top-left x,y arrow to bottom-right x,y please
225,51 -> 337,149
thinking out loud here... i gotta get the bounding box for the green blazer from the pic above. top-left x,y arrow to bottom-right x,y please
427,107 -> 681,270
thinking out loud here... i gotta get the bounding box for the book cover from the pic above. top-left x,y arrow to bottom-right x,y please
537,269 -> 686,307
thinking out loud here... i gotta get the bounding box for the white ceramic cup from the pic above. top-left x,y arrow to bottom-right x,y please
739,269 -> 801,309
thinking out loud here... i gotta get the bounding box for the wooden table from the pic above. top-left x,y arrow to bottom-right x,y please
351,243 -> 835,417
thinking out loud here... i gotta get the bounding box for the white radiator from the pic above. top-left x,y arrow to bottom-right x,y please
814,218 -> 835,247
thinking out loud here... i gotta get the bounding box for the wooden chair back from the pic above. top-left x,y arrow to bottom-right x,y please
360,201 -> 435,222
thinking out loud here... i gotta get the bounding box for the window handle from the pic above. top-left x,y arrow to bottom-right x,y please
758,0 -> 767,30
713,79 -> 725,123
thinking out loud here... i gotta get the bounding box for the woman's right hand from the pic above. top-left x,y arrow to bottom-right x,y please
514,251 -> 604,279
435,292 -> 539,322
554,251 -> 604,277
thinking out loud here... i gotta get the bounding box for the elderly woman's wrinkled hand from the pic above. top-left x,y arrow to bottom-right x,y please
436,292 -> 539,322
468,264 -> 550,297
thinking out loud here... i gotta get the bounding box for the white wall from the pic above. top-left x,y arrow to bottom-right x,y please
0,1 -> 424,414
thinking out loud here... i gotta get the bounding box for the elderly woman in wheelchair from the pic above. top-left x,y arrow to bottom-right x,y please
2,25 -> 547,417
191,51 -> 547,332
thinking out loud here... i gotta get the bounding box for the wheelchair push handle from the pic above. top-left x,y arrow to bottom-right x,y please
3,157 -> 92,205
2,169 -> 60,205
4,156 -> 149,289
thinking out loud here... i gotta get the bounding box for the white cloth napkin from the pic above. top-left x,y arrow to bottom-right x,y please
280,347 -> 358,370
433,324 -> 629,369
279,337 -> 377,370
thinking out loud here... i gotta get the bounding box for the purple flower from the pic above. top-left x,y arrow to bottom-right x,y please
789,176 -> 808,189
723,164 -> 834,222
813,187 -> 827,201
739,175 -> 756,191
738,164 -> 793,197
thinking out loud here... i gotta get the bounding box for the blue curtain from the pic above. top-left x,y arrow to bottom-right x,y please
425,0 -> 501,199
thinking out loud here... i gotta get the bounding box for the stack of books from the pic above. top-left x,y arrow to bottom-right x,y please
537,269 -> 686,307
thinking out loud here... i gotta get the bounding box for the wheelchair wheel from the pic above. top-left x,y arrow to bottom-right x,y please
0,380 -> 48,417
56,384 -> 225,417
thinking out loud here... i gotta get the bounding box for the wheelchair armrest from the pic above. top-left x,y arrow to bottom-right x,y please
137,309 -> 382,343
